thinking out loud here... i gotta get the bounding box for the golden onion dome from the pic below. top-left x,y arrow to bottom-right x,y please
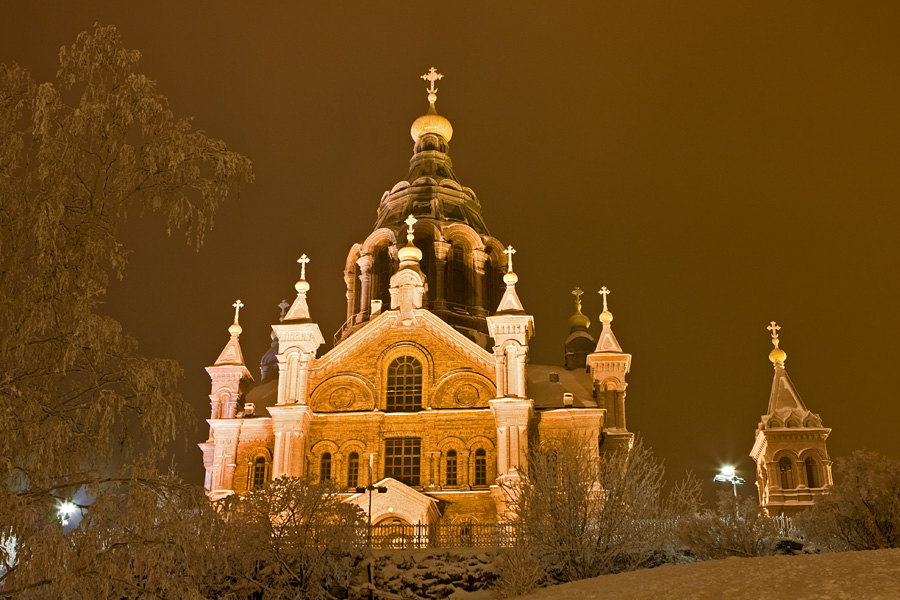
228,322 -> 242,336
568,311 -> 590,330
769,346 -> 787,365
599,309 -> 613,324
411,104 -> 453,142
397,241 -> 423,263
294,279 -> 310,294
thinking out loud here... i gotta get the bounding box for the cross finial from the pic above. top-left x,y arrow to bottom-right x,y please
297,254 -> 310,281
504,245 -> 516,272
232,299 -> 244,324
404,214 -> 417,236
278,299 -> 290,321
767,321 -> 781,345
599,286 -> 611,311
421,67 -> 443,103
572,286 -> 584,304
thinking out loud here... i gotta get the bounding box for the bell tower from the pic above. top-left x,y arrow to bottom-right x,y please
750,322 -> 832,516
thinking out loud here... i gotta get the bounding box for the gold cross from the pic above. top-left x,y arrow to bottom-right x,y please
767,321 -> 781,340
404,214 -> 417,236
421,67 -> 443,94
297,254 -> 310,280
504,245 -> 516,272
572,287 -> 584,304
599,286 -> 611,311
232,299 -> 243,324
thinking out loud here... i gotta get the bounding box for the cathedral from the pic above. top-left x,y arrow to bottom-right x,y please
199,70 -> 833,524
198,70 -> 635,526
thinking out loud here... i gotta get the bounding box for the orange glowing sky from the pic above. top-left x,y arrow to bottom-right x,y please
3,2 -> 899,497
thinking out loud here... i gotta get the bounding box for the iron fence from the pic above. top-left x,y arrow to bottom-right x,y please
360,522 -> 519,549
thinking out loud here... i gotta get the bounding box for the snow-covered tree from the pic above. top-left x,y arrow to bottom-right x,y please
796,450 -> 900,551
0,24 -> 252,596
499,436 -> 701,592
211,477 -> 365,600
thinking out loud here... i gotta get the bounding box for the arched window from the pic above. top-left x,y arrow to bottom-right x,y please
484,257 -> 503,313
373,246 -> 392,310
250,456 -> 267,490
386,356 -> 423,412
805,457 -> 818,488
779,457 -> 794,489
445,450 -> 458,486
446,245 -> 467,306
474,448 -> 487,487
320,452 -> 332,481
348,452 -> 360,489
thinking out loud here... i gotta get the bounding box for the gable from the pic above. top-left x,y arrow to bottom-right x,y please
308,308 -> 496,411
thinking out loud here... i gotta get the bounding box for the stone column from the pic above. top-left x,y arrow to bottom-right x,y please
344,271 -> 356,320
433,241 -> 449,310
473,249 -> 488,317
460,450 -> 471,489
357,255 -> 373,316
272,432 -> 284,478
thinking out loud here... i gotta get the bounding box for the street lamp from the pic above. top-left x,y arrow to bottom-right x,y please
714,465 -> 745,496
356,455 -> 387,546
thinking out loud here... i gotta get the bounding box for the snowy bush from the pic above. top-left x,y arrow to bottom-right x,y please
675,491 -> 782,560
796,450 -> 900,551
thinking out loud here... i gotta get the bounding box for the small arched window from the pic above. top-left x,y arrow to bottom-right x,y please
445,450 -> 458,486
251,456 -> 267,490
779,457 -> 794,489
320,452 -> 332,482
805,457 -> 818,488
373,245 -> 392,309
348,452 -> 360,489
386,356 -> 423,412
447,244 -> 467,306
474,448 -> 487,487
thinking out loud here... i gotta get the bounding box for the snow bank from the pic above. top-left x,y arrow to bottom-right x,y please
512,548 -> 900,600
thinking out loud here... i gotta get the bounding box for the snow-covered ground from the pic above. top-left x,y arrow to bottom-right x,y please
511,549 -> 900,600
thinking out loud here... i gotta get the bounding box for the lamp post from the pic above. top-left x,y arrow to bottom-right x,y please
714,466 -> 745,496
356,455 -> 387,547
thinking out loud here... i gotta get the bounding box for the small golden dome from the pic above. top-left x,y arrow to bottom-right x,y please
295,279 -> 310,294
398,242 -> 422,263
503,271 -> 518,286
599,309 -> 613,324
228,323 -> 242,336
568,311 -> 590,330
769,346 -> 787,365
411,106 -> 453,142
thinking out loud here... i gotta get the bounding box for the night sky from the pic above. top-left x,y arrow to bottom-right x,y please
3,2 -> 899,499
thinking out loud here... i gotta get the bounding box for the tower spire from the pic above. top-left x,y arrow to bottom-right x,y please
214,299 -> 247,366
494,245 -> 524,313
283,254 -> 313,322
594,286 -> 621,352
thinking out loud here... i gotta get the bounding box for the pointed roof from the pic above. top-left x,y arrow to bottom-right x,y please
214,334 -> 245,366
767,365 -> 809,416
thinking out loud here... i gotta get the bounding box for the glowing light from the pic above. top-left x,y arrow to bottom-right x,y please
714,466 -> 745,496
58,501 -> 78,525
